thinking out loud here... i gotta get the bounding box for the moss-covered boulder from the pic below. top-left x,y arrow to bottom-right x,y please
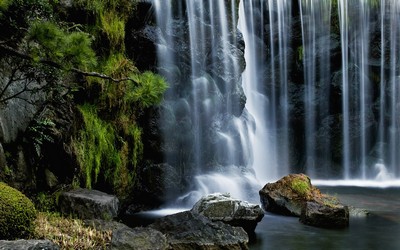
259,174 -> 349,228
0,182 -> 37,239
259,174 -> 321,216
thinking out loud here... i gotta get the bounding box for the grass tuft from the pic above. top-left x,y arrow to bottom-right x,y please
34,212 -> 112,250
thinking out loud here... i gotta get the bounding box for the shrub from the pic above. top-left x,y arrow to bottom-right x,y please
0,182 -> 37,239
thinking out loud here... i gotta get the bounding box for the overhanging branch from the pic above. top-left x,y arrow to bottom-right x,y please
0,43 -> 138,84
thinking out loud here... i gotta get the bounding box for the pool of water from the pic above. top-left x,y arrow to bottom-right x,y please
250,186 -> 400,250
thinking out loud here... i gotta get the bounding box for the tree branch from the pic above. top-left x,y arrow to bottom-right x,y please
0,43 -> 138,84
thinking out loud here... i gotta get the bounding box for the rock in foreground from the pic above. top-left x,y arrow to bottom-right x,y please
259,173 -> 349,228
0,239 -> 59,250
59,188 -> 119,220
111,227 -> 168,250
149,211 -> 249,250
191,193 -> 264,234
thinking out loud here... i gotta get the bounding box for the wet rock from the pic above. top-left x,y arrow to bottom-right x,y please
111,227 -> 167,250
0,239 -> 59,250
59,188 -> 119,220
149,211 -> 249,250
259,173 -> 319,216
259,174 -> 350,228
300,201 -> 349,229
191,193 -> 264,234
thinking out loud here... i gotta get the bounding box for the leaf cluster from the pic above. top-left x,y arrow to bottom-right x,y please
27,21 -> 97,70
126,71 -> 168,108
26,118 -> 56,157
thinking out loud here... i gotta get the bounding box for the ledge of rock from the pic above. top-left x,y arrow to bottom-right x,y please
149,211 -> 249,250
191,193 -> 264,234
59,188 -> 119,220
259,173 -> 349,228
0,239 -> 59,250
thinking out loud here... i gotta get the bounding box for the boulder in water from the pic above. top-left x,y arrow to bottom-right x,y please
191,193 -> 264,234
259,173 -> 350,228
149,211 -> 249,250
259,173 -> 320,216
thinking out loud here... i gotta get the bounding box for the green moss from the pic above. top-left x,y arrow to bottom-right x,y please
72,104 -> 121,189
75,0 -> 135,52
290,178 -> 311,198
72,104 -> 144,198
0,182 -> 37,240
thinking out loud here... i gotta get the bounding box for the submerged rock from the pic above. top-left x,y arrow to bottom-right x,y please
191,193 -> 264,234
59,188 -> 119,220
149,211 -> 249,250
259,173 -> 350,228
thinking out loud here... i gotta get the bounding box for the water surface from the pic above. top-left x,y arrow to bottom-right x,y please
250,186 -> 400,250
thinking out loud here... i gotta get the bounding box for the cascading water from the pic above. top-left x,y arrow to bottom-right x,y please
153,0 -> 257,205
151,0 -> 400,206
299,0 -> 332,178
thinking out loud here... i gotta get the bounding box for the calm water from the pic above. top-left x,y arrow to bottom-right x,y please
250,186 -> 400,250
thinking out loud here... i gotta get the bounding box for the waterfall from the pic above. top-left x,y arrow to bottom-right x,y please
151,0 -> 400,205
300,0 -> 332,178
153,0 -> 255,204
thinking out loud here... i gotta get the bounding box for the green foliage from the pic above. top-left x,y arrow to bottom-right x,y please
0,0 -> 11,12
100,11 -> 125,50
75,0 -> 135,52
126,71 -> 168,108
72,104 -> 120,189
290,179 -> 311,198
0,0 -> 54,40
26,118 -> 55,157
128,124 -> 143,170
34,192 -> 56,212
96,53 -> 138,108
0,182 -> 37,240
72,104 -> 145,198
27,20 -> 97,70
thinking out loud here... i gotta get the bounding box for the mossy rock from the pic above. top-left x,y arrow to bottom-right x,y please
0,182 -> 37,239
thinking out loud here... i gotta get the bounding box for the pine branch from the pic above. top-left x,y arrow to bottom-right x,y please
0,43 -> 138,84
